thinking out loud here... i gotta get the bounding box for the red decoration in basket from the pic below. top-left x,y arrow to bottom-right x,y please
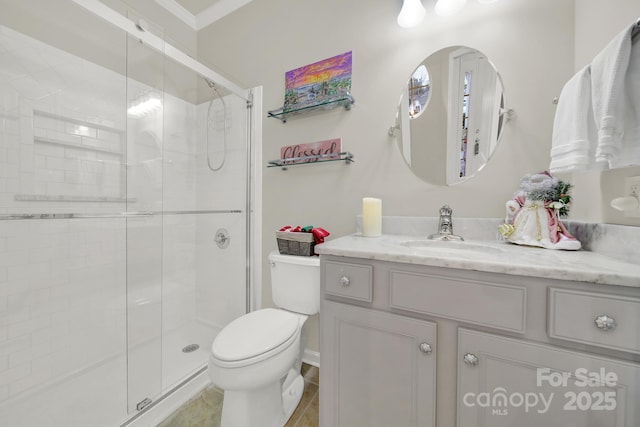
278,225 -> 330,244
310,227 -> 329,244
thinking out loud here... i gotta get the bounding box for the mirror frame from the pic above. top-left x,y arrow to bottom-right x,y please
392,46 -> 510,186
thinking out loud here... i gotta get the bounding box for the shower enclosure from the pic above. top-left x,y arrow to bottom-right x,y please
0,1 -> 258,426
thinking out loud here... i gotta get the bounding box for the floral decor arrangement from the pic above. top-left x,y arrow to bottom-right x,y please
522,173 -> 573,217
498,171 -> 581,251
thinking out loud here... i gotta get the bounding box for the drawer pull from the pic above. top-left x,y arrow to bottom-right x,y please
463,353 -> 479,367
594,314 -> 616,331
418,342 -> 433,355
339,276 -> 351,287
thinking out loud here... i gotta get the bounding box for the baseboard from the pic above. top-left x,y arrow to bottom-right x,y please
302,349 -> 320,368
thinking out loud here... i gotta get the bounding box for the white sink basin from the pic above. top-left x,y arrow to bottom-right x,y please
399,239 -> 504,254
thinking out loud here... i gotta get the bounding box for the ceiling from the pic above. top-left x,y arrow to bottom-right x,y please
154,0 -> 252,30
174,0 -> 219,15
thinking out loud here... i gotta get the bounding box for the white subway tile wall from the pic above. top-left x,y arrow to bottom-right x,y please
0,218 -> 127,402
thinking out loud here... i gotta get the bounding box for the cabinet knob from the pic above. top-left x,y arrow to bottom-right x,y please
339,276 -> 350,287
463,353 -> 479,367
418,342 -> 432,355
594,314 -> 616,331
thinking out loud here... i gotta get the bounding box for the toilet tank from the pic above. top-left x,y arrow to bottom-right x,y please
269,251 -> 320,315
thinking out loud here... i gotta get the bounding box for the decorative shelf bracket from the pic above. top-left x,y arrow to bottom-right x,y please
267,152 -> 354,170
267,93 -> 355,123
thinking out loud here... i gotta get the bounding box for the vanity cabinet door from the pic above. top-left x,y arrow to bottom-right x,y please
457,329 -> 640,427
320,300 -> 436,427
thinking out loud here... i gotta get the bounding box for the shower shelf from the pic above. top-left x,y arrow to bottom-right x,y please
267,94 -> 354,123
267,152 -> 354,170
34,136 -> 124,156
32,109 -> 125,156
14,194 -> 133,203
34,109 -> 125,133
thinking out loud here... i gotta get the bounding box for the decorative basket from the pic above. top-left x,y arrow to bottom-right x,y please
276,231 -> 315,256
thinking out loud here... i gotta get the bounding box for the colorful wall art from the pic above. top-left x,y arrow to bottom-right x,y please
284,51 -> 352,109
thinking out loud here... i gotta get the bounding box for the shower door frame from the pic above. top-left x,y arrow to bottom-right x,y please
70,0 -> 262,424
0,1 -> 262,424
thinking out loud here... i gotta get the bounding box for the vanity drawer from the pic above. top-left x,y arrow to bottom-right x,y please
389,270 -> 526,333
548,288 -> 640,354
324,261 -> 373,302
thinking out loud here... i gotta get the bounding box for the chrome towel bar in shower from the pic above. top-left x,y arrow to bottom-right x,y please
0,209 -> 242,221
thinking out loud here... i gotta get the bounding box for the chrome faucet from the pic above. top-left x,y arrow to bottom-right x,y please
428,204 -> 464,241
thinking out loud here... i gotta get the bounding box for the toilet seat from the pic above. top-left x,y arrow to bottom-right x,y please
211,308 -> 301,367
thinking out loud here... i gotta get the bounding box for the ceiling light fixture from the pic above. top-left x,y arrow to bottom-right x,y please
434,0 -> 467,17
397,0 -> 427,28
398,0 -> 500,28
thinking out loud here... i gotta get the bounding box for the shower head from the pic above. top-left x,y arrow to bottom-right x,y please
135,19 -> 148,32
204,77 -> 216,89
203,78 -> 232,98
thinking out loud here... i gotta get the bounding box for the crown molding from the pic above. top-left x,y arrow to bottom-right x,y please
154,0 -> 253,31
194,0 -> 253,30
154,0 -> 197,28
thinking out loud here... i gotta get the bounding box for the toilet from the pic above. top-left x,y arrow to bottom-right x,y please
208,251 -> 320,427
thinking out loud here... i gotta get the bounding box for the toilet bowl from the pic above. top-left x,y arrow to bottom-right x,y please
208,251 -> 320,427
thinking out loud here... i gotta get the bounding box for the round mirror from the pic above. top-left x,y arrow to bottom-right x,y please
392,46 -> 507,185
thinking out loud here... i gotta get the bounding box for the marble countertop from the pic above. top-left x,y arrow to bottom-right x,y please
315,217 -> 640,288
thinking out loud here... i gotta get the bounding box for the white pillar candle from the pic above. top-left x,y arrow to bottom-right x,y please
362,197 -> 382,237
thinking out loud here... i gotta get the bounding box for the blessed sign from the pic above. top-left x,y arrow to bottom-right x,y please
280,138 -> 342,164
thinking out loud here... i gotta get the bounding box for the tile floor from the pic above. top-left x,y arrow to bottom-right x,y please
157,363 -> 319,427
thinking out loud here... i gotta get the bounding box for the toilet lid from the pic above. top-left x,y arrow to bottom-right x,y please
212,308 -> 300,362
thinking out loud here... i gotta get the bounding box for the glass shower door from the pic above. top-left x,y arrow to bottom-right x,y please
0,2 -> 131,425
124,25 -> 165,412
0,1 -> 252,425
156,34 -> 250,396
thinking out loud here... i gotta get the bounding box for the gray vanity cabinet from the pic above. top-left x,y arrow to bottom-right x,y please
320,258 -> 437,427
457,328 -> 640,427
321,300 -> 436,427
319,255 -> 640,427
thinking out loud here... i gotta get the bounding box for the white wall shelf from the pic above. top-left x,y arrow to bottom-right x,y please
267,94 -> 354,123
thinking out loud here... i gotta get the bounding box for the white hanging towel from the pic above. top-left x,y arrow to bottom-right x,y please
610,37 -> 640,168
590,21 -> 635,166
550,65 -> 603,173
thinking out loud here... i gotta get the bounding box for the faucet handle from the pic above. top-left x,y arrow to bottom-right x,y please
440,204 -> 452,216
428,204 -> 464,241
